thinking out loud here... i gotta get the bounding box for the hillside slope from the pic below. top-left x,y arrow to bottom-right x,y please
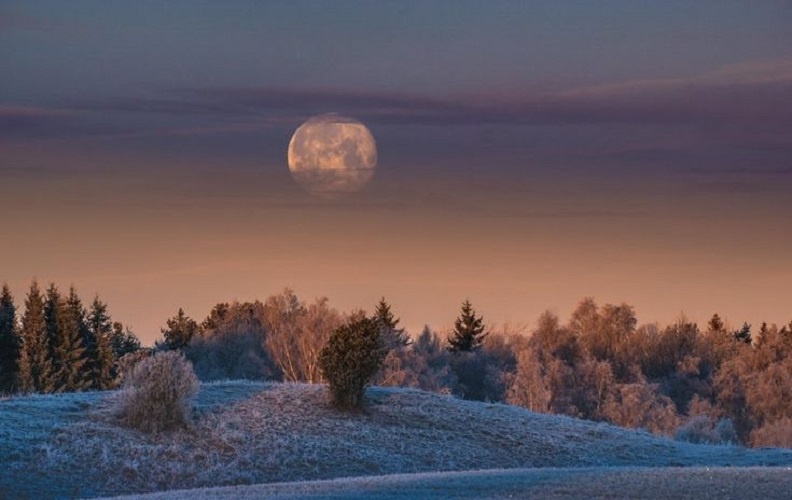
2,381 -> 792,498
120,467 -> 792,500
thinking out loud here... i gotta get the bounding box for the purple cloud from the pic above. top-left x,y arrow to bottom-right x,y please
5,59 -> 792,152
75,64 -> 792,129
0,8 -> 91,35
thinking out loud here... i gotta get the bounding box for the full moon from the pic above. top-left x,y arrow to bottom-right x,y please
287,114 -> 377,196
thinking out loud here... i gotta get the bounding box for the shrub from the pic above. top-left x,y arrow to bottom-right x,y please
675,416 -> 736,444
186,330 -> 276,382
115,350 -> 151,385
714,418 -> 738,444
319,316 -> 386,409
675,415 -> 719,444
117,351 -> 198,433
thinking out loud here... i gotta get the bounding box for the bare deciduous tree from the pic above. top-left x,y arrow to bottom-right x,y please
263,289 -> 342,383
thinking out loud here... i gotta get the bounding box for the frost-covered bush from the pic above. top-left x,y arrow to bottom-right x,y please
117,351 -> 198,433
675,416 -> 719,444
675,416 -> 736,444
714,418 -> 737,444
115,350 -> 151,385
319,316 -> 386,409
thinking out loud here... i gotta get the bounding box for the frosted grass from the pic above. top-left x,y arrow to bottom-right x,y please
2,381 -> 792,498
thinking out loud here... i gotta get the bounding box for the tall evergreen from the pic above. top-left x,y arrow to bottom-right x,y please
86,296 -> 115,389
0,284 -> 19,392
374,297 -> 410,349
50,286 -> 89,392
20,281 -> 54,393
109,321 -> 141,360
45,285 -> 89,392
447,300 -> 488,352
14,337 -> 32,393
707,314 -> 725,335
161,308 -> 198,350
44,284 -> 61,360
734,322 -> 752,345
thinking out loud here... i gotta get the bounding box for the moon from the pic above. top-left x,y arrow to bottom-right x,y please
287,114 -> 377,196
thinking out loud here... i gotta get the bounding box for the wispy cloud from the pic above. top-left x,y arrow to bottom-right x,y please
4,59 -> 791,149
74,58 -> 792,128
0,105 -> 132,142
0,8 -> 91,35
0,105 -> 72,137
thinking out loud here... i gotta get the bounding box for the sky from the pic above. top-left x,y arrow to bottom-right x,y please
2,1 -> 791,344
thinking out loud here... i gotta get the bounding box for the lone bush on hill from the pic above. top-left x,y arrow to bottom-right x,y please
117,351 -> 198,433
319,316 -> 387,409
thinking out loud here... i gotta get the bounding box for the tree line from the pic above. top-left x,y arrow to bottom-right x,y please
0,281 -> 141,394
2,282 -> 791,448
157,290 -> 791,448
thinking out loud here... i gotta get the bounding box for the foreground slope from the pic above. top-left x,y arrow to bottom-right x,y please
120,467 -> 792,500
2,382 -> 792,498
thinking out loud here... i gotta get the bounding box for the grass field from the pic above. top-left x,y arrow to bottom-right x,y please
2,381 -> 791,498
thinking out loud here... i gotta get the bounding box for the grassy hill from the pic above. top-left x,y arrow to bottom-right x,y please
2,381 -> 792,498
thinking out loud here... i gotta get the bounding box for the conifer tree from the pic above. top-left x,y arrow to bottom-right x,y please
43,284 -> 61,360
50,286 -> 89,392
14,337 -> 32,393
161,308 -> 199,351
447,300 -> 488,352
374,297 -> 410,349
0,284 -> 19,392
706,312 -> 737,370
87,296 -> 115,389
708,314 -> 725,334
319,316 -> 387,408
110,322 -> 141,359
20,281 -> 53,393
734,322 -> 752,345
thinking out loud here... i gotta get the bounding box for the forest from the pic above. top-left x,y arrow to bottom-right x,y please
1,281 -> 790,449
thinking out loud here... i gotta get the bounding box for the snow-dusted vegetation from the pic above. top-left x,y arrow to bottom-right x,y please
120,467 -> 792,500
2,381 -> 792,498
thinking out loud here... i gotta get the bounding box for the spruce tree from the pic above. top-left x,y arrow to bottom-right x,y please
86,297 -> 115,389
43,284 -> 61,360
0,284 -> 19,392
374,297 -> 410,349
707,314 -> 725,335
734,322 -> 752,345
50,286 -> 89,392
447,300 -> 488,352
161,308 -> 198,351
110,322 -> 141,359
14,336 -> 32,394
20,281 -> 53,393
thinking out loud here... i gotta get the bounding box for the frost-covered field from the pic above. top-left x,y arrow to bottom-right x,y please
117,467 -> 792,499
2,381 -> 792,499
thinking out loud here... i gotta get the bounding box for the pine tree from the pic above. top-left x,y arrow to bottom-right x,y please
20,281 -> 54,393
374,297 -> 410,349
734,322 -> 752,345
110,322 -> 141,359
14,337 -> 32,394
0,284 -> 19,392
50,286 -> 89,392
708,314 -> 725,335
706,312 -> 738,370
447,300 -> 488,352
86,296 -> 115,389
161,308 -> 198,351
43,284 -> 61,361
